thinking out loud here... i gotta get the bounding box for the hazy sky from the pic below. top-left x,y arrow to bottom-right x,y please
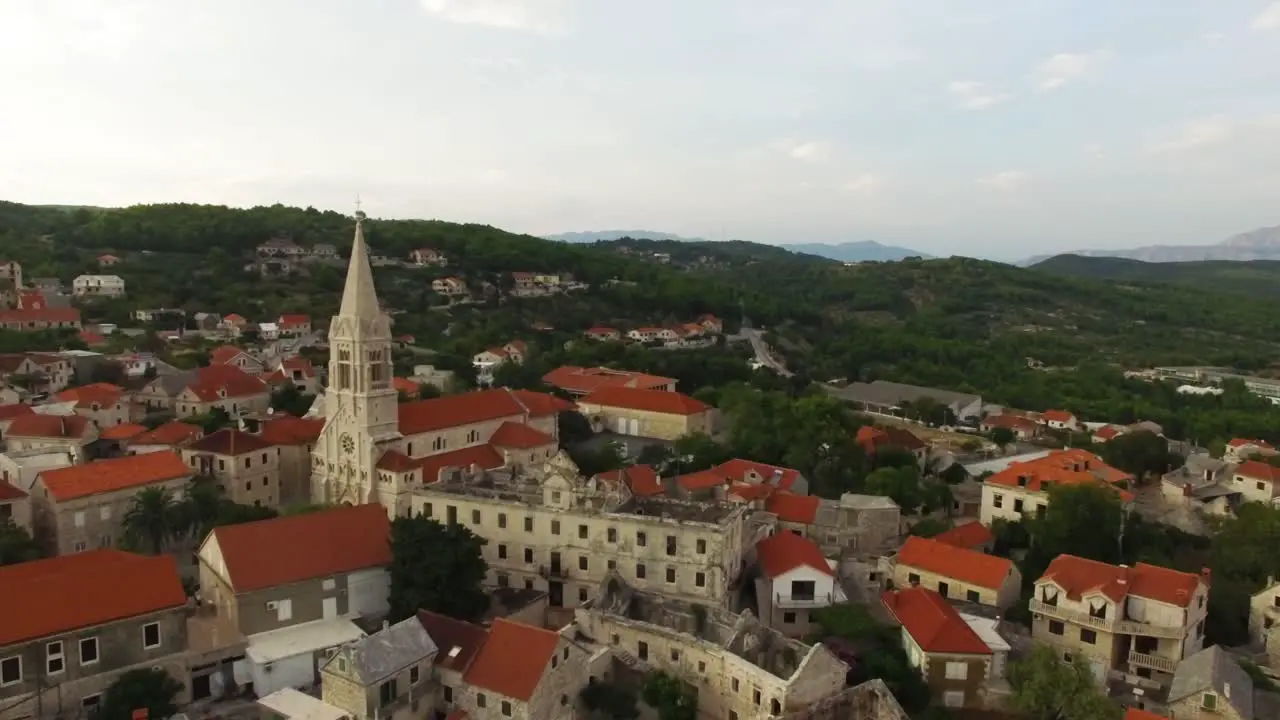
1,0 -> 1278,260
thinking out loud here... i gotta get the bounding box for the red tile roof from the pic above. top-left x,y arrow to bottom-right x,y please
932,521 -> 994,551
897,536 -> 1015,591
279,356 -> 316,378
398,388 -> 527,435
78,330 -> 107,346
55,382 -> 124,408
258,416 -> 324,445
674,469 -> 727,492
715,459 -> 802,491
857,425 -> 927,453
765,492 -> 821,524
982,414 -> 1039,433
0,550 -> 186,645
1038,554 -> 1205,607
579,386 -> 709,415
757,531 -> 833,578
133,421 -> 203,446
6,413 -> 93,439
1124,709 -> 1167,720
40,451 -> 191,502
419,445 -> 504,484
1041,409 -> 1075,424
207,504 -> 391,592
984,448 -> 1134,501
1094,425 -> 1123,441
392,377 -> 421,395
417,610 -> 488,673
463,618 -> 560,701
0,481 -> 27,501
0,307 -> 81,324
186,364 -> 267,401
542,366 -> 675,394
209,345 -> 248,365
100,423 -> 148,441
1236,459 -> 1280,484
0,404 -> 34,421
596,465 -> 663,497
509,389 -> 574,417
489,421 -> 556,449
377,450 -> 419,473
881,587 -> 991,655
187,428 -> 274,456
1228,437 -> 1272,449
279,314 -> 310,328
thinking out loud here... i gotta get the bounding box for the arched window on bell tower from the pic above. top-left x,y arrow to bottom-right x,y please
369,349 -> 389,389
337,347 -> 353,391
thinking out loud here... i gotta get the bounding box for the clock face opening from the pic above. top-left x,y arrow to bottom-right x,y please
341,433 -> 355,455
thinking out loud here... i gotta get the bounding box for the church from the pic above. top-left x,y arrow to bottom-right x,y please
309,213 -> 573,516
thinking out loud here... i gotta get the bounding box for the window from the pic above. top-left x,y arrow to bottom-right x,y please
607,527 -> 617,542
579,587 -> 588,602
1202,693 -> 1217,710
81,694 -> 101,711
944,662 -> 968,680
579,524 -> 589,539
423,503 -> 433,518
698,660 -> 706,673
498,513 -> 507,529
1048,620 -> 1064,636
636,531 -> 647,547
1080,629 -> 1097,645
143,622 -> 161,649
937,581 -> 949,598
666,568 -> 676,584
46,641 -> 64,675
501,700 -> 512,717
966,590 -> 980,603
524,548 -> 534,563
337,657 -> 347,672
0,657 -> 19,687
993,494 -> 1004,508
638,641 -> 648,660
552,491 -> 562,503
732,678 -> 740,692
476,693 -> 487,708
524,578 -> 534,590
695,572 -> 706,588
579,556 -> 588,571
636,563 -> 646,579
498,544 -> 508,560
497,573 -> 509,588
670,648 -> 680,662
696,538 -> 706,554
943,691 -> 965,708
100,506 -> 111,521
443,686 -> 453,703
552,520 -> 561,535
783,612 -> 796,624
908,573 -> 921,585
608,560 -> 617,570
1013,498 -> 1024,513
753,689 -> 761,705
79,637 -> 99,666
611,634 -> 620,645
563,647 -> 569,660
472,509 -> 481,525
410,666 -> 420,685
666,536 -> 677,556
74,511 -> 85,527
524,517 -> 534,532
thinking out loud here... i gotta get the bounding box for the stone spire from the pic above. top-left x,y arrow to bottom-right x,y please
339,210 -> 380,319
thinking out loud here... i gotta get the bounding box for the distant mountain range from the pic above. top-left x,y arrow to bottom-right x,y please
546,230 -> 929,263
1020,224 -> 1280,266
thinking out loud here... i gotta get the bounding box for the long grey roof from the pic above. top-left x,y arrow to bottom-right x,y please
827,380 -> 980,411
329,617 -> 438,685
1168,646 -> 1253,719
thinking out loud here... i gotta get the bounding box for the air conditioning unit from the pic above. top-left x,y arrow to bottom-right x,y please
266,601 -> 279,611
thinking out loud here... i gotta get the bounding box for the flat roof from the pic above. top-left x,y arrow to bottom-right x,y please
962,450 -> 1053,476
246,617 -> 365,665
258,688 -> 351,720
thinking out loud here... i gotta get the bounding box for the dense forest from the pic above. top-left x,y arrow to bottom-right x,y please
1033,253 -> 1280,300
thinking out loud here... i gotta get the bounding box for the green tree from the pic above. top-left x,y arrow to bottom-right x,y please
96,668 -> 183,720
990,426 -> 1016,450
122,487 -> 180,554
581,681 -> 640,720
909,517 -> 953,538
1099,431 -> 1177,482
388,514 -> 488,622
863,466 -> 922,513
1023,483 -> 1124,581
0,518 -> 41,566
1008,645 -> 1122,720
271,384 -> 315,417
641,673 -> 696,720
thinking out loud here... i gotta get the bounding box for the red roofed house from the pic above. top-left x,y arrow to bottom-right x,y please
0,551 -> 190,716
55,382 -> 130,429
541,365 -> 676,397
1030,554 -> 1210,688
197,506 -> 390,691
0,402 -> 34,438
264,356 -> 319,394
0,479 -> 31,535
472,341 -> 528,385
458,618 -> 590,719
932,521 -> 995,553
277,313 -> 312,338
582,326 -> 621,342
882,587 -> 994,708
577,386 -> 716,441
756,531 -> 846,637
209,345 -> 266,376
980,448 -> 1134,526
1040,409 -> 1080,431
0,305 -> 81,332
174,364 -> 270,420
1230,460 -> 1280,505
408,247 -> 447,266
893,535 -> 1022,609
1225,437 -> 1278,463
4,413 -> 97,454
1092,424 -> 1126,444
593,464 -> 664,497
855,425 -> 929,465
32,451 -> 193,555
128,421 -> 204,455
257,416 -> 325,505
980,413 -> 1041,440
182,429 -> 281,508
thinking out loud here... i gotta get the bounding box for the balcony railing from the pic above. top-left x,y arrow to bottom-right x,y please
776,592 -> 834,608
1128,652 -> 1177,673
1029,600 -> 1185,639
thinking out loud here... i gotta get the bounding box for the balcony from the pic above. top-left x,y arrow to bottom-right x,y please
1029,600 -> 1184,639
539,564 -> 569,580
1128,652 -> 1177,674
776,592 -> 834,608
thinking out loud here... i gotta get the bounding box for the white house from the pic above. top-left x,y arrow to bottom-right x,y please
1039,409 -> 1078,431
258,322 -> 281,341
72,275 -> 126,298
471,340 -> 527,385
627,327 -> 678,343
754,531 -> 846,638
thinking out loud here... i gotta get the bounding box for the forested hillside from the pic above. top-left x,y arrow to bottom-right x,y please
1032,253 -> 1280,300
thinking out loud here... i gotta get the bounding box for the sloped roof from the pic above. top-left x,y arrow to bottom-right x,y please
0,481 -> 27,501
932,521 -> 994,551
489,421 -> 556,449
765,492 -> 822,524
417,610 -> 487,673
185,364 -> 267,401
595,465 -> 663,497
579,386 -> 709,415
1168,645 -> 1252,718
1235,460 -> 1280,484
462,618 -> 560,702
188,428 -> 274,456
420,445 -> 504,484
331,616 -> 438,684
882,587 -> 992,655
39,451 -> 191,502
55,382 -> 123,408
133,420 -> 203,446
207,504 -> 391,592
258,416 -> 324,445
398,388 -> 527,435
1039,554 -> 1204,608
0,404 -> 34,421
6,413 -> 92,439
715,458 -> 802,491
542,365 -> 675,394
0,551 -> 186,645
99,423 -> 148,441
756,531 -> 833,578
897,536 -> 1015,591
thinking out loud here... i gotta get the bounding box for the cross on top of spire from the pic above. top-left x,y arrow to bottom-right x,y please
354,194 -> 365,221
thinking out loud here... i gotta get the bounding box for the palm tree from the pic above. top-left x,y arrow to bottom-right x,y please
173,475 -> 223,542
123,487 -> 179,554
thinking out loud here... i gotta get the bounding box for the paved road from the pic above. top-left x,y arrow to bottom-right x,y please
739,328 -> 794,377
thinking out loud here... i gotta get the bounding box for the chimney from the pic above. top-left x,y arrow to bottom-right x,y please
1200,568 -> 1212,586
382,619 -> 390,631
1224,683 -> 1231,699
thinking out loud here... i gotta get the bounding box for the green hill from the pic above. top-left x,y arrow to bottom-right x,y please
1031,253 -> 1280,300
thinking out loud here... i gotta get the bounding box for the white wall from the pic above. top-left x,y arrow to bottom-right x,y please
772,565 -> 836,603
347,568 -> 390,618
248,652 -> 315,698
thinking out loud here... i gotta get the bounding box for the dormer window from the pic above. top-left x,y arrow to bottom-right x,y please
1040,587 -> 1058,606
1088,601 -> 1107,620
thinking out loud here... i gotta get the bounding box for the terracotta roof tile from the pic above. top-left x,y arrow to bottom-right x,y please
0,307 -> 81,324
596,465 -> 663,497
674,469 -> 727,492
279,356 -> 316,378
542,366 -> 675,394
0,550 -> 186,645
377,449 -> 419,473
188,428 -> 274,455
463,618 -> 560,701
1124,709 -> 1167,720
279,314 -> 310,327
932,521 -> 994,550
1039,554 -> 1205,608
258,416 -> 324,445
40,451 -> 191,501
398,389 -> 527,435
56,382 -> 124,408
489,421 -> 556,449
133,421 -> 203,446
392,377 -> 421,395
579,386 -> 709,415
419,445 -> 504,484
756,531 -> 833,578
100,423 -> 148,441
209,345 -> 248,365
0,404 -> 34,421
982,414 -> 1040,433
715,459 -> 802,491
207,504 -> 391,592
185,364 -> 267,401
1236,460 -> 1280,484
1228,437 -> 1272,449
765,492 -> 821,524
896,536 -> 1015,591
6,414 -> 93,439
984,449 -> 1134,500
0,481 -> 27,501
881,587 -> 991,655
417,610 -> 488,674
508,389 -> 574,417
1041,409 -> 1075,423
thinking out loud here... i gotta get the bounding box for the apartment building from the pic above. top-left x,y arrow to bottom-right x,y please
71,275 -> 126,298
892,536 -> 1022,609
408,456 -> 750,609
0,551 -> 189,720
257,416 -> 324,506
31,451 -> 192,555
981,448 -> 1134,525
1029,554 -> 1210,688
575,574 -> 852,720
181,429 -> 281,508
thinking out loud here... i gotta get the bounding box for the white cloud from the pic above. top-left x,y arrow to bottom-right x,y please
977,171 -> 1028,191
844,174 -> 885,196
781,140 -> 832,163
1150,115 -> 1233,154
419,0 -> 569,34
1033,50 -> 1110,91
1252,2 -> 1280,30
946,80 -> 1010,110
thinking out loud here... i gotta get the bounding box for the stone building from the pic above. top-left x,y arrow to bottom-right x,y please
181,429 -> 282,508
320,617 -> 438,720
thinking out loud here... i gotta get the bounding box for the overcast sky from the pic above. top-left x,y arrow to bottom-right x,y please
1,0 -> 1278,260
